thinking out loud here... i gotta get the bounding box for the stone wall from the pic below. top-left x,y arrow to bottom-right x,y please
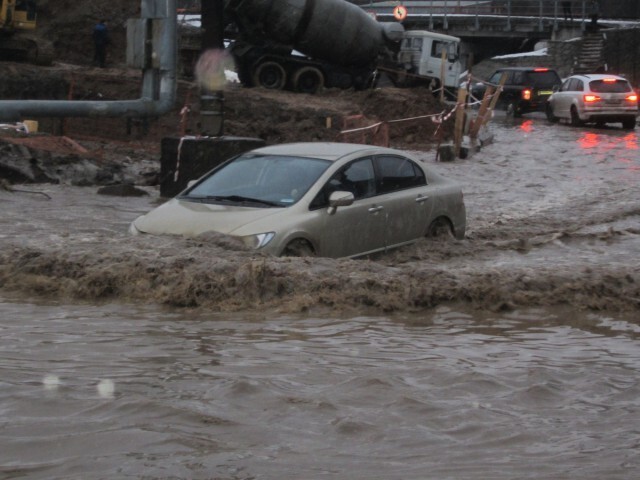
547,38 -> 583,78
601,28 -> 640,88
475,27 -> 640,87
548,27 -> 640,85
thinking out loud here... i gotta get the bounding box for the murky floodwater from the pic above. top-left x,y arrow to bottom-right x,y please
1,116 -> 639,478
1,298 -> 639,479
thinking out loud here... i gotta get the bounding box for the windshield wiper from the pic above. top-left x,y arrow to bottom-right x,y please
186,194 -> 282,207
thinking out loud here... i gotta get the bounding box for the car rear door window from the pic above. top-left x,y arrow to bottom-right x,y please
565,78 -> 583,92
374,156 -> 426,194
310,157 -> 376,209
511,71 -> 525,85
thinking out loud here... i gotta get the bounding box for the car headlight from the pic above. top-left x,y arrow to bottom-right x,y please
241,232 -> 276,249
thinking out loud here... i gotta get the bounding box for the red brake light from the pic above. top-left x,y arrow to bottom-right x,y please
626,94 -> 638,102
533,68 -> 549,72
584,94 -> 601,103
522,89 -> 532,100
602,78 -> 617,83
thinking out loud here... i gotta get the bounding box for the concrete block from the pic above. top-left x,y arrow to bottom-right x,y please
437,144 -> 456,162
160,136 -> 265,198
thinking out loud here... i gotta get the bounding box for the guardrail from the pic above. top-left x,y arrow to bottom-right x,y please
365,1 -> 594,29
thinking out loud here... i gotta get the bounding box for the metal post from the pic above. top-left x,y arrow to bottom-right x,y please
199,0 -> 225,136
506,0 -> 512,31
474,0 -> 479,30
199,92 -> 225,137
444,0 -> 448,30
429,0 -> 434,30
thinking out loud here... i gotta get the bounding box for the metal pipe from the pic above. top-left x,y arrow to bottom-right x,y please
0,0 -> 177,122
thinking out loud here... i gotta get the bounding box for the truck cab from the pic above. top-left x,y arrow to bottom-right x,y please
398,30 -> 462,92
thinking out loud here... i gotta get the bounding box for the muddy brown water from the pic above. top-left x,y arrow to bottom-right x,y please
1,116 -> 639,478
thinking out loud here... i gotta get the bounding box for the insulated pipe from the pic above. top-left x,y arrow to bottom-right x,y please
0,0 -> 177,122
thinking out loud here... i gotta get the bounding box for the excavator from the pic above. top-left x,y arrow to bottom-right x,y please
0,0 -> 53,65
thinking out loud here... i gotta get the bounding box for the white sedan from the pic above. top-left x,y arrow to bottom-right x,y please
130,142 -> 466,258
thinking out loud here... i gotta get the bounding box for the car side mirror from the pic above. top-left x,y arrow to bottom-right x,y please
327,190 -> 354,215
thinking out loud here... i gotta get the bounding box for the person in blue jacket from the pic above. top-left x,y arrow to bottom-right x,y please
93,20 -> 110,68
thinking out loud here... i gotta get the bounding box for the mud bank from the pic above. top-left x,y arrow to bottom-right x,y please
0,225 -> 638,314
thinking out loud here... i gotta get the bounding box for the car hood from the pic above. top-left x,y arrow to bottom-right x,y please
132,198 -> 285,237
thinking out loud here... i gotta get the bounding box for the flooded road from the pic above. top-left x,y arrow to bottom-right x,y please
2,299 -> 639,479
2,115 -> 639,313
1,115 -> 639,478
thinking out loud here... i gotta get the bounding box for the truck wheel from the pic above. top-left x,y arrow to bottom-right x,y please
293,67 -> 324,94
253,62 -> 286,90
428,78 -> 441,97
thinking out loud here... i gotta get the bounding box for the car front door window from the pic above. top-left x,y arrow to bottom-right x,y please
310,157 -> 385,257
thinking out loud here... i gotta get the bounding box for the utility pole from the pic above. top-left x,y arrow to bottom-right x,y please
199,0 -> 225,136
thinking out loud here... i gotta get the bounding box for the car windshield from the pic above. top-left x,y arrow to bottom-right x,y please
589,79 -> 632,93
182,154 -> 332,207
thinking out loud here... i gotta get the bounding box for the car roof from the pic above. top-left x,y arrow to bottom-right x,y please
568,73 -> 628,81
248,142 -> 406,162
494,67 -> 558,72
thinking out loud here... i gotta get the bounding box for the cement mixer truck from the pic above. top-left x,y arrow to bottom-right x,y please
223,0 -> 463,94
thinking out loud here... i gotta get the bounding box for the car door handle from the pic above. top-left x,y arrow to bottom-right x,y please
415,195 -> 429,203
368,205 -> 384,214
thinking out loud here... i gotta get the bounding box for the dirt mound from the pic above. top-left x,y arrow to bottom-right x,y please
221,85 -> 453,150
1,60 -> 455,188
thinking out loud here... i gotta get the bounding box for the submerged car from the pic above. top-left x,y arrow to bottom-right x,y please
471,67 -> 562,117
130,142 -> 466,258
546,73 -> 638,129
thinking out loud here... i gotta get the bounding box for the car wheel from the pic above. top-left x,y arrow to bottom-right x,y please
505,101 -> 522,118
426,217 -> 454,239
545,103 -> 558,123
622,117 -> 637,130
505,101 -> 515,117
282,239 -> 315,257
570,106 -> 583,127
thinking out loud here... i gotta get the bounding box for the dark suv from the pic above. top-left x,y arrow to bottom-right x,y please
471,67 -> 563,117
